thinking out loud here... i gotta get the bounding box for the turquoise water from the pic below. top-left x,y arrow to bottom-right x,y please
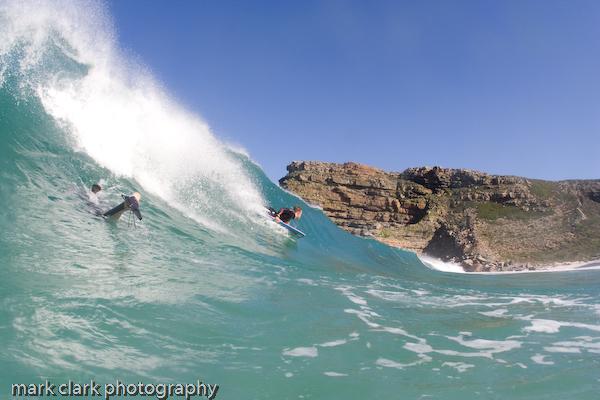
1,2 -> 599,399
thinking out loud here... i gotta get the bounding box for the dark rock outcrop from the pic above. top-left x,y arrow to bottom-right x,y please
280,161 -> 600,272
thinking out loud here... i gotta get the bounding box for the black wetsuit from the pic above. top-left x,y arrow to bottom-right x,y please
277,208 -> 296,223
103,195 -> 142,220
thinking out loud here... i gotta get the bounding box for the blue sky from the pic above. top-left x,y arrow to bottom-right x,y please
107,0 -> 600,181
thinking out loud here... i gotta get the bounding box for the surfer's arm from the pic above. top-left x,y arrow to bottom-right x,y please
274,208 -> 286,222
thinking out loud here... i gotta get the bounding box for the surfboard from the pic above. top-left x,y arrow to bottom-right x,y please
103,201 -> 127,220
103,192 -> 142,220
271,216 -> 306,237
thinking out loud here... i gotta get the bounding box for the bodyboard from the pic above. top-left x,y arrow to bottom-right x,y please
271,216 -> 305,237
103,201 -> 127,220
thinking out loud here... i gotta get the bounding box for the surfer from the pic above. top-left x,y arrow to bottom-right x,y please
77,183 -> 103,215
103,192 -> 143,221
269,206 -> 302,224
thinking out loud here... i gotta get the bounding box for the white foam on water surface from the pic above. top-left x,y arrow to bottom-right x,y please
479,308 -> 509,318
520,318 -> 600,334
523,319 -> 562,333
375,358 -> 405,369
442,361 -> 474,373
445,335 -> 522,353
543,346 -> 581,353
318,339 -> 347,348
404,342 -> 434,354
403,335 -> 521,361
282,346 -> 319,358
375,354 -> 431,370
418,254 -> 600,275
531,354 -> 554,365
545,339 -> 600,354
344,309 -> 380,329
378,326 -> 423,342
365,289 -> 412,303
323,372 -> 348,377
296,278 -> 318,286
418,255 -> 465,273
335,286 -> 369,306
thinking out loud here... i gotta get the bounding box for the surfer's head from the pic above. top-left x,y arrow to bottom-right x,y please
91,184 -> 102,194
294,206 -> 302,220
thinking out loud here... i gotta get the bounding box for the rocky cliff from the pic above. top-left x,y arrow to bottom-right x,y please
279,161 -> 600,272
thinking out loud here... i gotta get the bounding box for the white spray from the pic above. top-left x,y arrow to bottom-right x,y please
0,0 -> 266,232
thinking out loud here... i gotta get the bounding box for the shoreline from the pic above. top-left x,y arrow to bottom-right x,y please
417,254 -> 600,274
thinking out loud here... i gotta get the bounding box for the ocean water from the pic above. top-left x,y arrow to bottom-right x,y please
1,1 -> 599,399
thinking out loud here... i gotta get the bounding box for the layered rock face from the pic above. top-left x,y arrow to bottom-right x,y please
279,161 -> 600,272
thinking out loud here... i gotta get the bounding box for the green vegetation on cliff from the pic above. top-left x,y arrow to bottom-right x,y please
473,202 -> 551,221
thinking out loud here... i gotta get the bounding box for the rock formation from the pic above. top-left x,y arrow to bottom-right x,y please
279,161 -> 600,272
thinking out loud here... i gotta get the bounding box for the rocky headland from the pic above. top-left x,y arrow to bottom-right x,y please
280,161 -> 600,272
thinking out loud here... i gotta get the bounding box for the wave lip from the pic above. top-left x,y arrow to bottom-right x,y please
0,0 -> 266,233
